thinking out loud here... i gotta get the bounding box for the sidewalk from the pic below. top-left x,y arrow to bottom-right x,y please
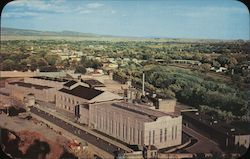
183,125 -> 223,153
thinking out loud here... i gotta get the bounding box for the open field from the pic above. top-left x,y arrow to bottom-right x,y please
0,35 -> 234,42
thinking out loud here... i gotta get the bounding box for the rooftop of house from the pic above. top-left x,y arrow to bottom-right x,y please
59,85 -> 104,100
32,76 -> 69,82
9,82 -> 52,90
63,80 -> 77,87
81,79 -> 105,88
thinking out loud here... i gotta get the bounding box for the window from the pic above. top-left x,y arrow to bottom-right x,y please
172,126 -> 174,140
72,100 -> 74,105
118,122 -> 120,137
149,131 -> 151,145
164,128 -> 167,141
138,129 -> 140,144
123,124 -> 125,139
125,125 -> 128,140
175,126 -> 177,139
110,119 -> 112,134
130,127 -> 132,141
133,127 -> 135,142
152,130 -> 155,144
160,129 -> 163,143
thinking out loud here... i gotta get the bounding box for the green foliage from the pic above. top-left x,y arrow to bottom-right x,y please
141,66 -> 247,116
75,65 -> 86,74
80,56 -> 102,69
2,59 -> 15,71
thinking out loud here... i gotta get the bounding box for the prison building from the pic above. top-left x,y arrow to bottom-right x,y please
6,81 -> 56,102
56,81 -> 123,114
24,76 -> 69,89
79,101 -> 182,149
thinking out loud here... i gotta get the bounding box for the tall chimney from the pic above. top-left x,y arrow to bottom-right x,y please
142,72 -> 145,96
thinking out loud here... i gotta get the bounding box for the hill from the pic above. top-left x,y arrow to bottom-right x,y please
1,27 -> 100,37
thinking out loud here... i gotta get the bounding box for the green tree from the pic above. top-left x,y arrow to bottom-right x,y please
212,60 -> 221,69
45,54 -> 59,66
75,65 -> 87,74
201,63 -> 211,73
2,59 -> 15,70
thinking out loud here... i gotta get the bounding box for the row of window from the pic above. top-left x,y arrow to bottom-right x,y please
149,125 -> 178,145
60,95 -> 79,105
96,113 -> 143,144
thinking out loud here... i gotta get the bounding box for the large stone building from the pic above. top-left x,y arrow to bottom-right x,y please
56,80 -> 123,114
24,76 -> 69,89
5,76 -> 182,150
79,101 -> 182,149
6,81 -> 56,102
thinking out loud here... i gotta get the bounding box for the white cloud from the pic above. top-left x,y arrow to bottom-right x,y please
4,0 -> 115,17
86,2 -> 104,9
2,11 -> 40,18
7,0 -> 68,13
79,9 -> 92,14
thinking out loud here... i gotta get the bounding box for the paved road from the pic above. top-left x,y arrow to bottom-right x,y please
183,126 -> 223,153
30,106 -> 126,155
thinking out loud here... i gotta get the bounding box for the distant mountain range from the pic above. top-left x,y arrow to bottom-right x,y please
1,27 -> 102,37
1,27 -> 246,42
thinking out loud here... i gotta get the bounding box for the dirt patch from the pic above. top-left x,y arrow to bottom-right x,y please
1,128 -> 77,159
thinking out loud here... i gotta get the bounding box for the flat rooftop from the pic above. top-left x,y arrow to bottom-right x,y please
93,101 -> 179,122
9,82 -> 52,90
63,80 -> 77,87
59,85 -> 104,100
81,79 -> 105,87
32,76 -> 69,82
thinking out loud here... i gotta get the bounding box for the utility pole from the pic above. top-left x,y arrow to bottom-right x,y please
142,71 -> 145,96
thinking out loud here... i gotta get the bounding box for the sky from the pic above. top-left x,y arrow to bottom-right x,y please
1,0 -> 249,40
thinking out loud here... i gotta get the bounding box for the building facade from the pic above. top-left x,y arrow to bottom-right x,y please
6,81 -> 56,102
80,101 -> 182,149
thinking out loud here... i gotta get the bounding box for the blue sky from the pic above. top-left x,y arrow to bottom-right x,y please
1,0 -> 249,40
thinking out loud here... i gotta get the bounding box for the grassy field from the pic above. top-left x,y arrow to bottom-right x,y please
1,35 -> 228,43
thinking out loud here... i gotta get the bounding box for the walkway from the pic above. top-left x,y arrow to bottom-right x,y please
183,125 -> 223,153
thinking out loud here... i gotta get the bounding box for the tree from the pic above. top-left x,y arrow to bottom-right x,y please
201,63 -> 211,73
37,58 -> 48,69
217,55 -> 228,67
91,60 -> 102,69
45,54 -> 59,66
212,60 -> 221,69
75,65 -> 86,74
227,57 -> 238,69
2,59 -> 15,71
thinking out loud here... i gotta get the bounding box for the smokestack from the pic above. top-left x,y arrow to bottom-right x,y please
142,72 -> 145,96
